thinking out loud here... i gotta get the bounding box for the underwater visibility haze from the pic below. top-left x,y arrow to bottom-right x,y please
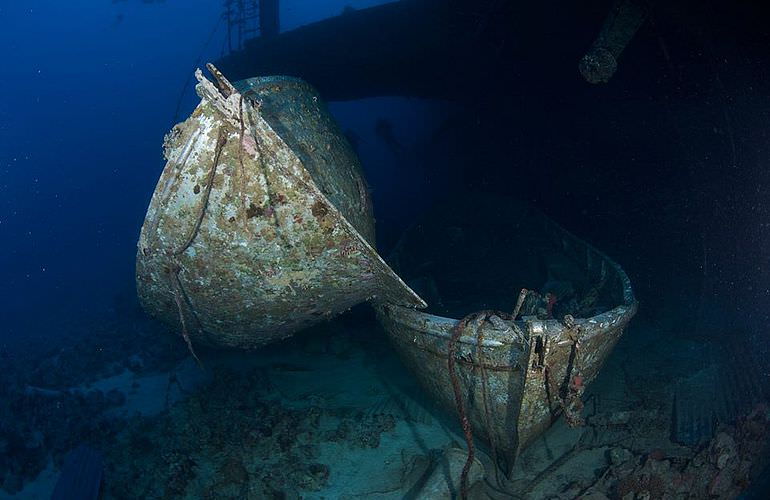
3,0 -> 770,498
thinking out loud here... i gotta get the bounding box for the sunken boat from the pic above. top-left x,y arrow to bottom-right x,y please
377,194 -> 638,471
136,66 -> 424,349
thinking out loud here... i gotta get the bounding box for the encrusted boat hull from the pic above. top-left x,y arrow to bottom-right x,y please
377,196 -> 637,471
136,66 -> 424,349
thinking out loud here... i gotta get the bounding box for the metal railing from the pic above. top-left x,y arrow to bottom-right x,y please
223,0 -> 279,53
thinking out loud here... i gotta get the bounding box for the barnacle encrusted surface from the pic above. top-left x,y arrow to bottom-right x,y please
136,69 -> 424,348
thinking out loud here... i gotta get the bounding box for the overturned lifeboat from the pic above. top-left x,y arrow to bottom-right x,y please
136,65 -> 424,349
376,194 -> 638,472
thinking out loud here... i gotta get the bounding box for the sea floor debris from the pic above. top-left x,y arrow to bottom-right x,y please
0,313 -> 189,495
2,311 -> 770,499
499,315 -> 770,499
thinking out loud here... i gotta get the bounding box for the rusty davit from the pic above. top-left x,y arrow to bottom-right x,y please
136,65 -> 424,349
376,194 -> 638,473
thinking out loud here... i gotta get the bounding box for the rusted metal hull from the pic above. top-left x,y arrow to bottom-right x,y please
377,203 -> 637,470
136,67 -> 424,349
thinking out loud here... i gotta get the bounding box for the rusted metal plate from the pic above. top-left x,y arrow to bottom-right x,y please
377,201 -> 637,470
136,66 -> 424,349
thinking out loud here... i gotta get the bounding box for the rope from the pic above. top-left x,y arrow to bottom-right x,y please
174,127 -> 227,256
447,313 -> 478,500
168,265 -> 203,368
475,314 -> 504,489
448,301 -> 536,496
166,126 -> 227,368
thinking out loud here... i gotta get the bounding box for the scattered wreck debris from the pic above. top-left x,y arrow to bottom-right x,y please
0,315 -> 187,495
3,302 -> 768,497
576,403 -> 770,499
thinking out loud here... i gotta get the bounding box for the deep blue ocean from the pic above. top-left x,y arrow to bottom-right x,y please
2,0 -> 413,345
2,1 -> 770,498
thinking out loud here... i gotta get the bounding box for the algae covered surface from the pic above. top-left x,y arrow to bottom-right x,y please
135,70 -> 424,350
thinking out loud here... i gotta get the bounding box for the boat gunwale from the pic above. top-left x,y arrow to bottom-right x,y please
380,208 -> 638,349
382,299 -> 637,349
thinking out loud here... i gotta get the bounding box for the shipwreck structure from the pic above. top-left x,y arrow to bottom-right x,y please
215,0 -> 652,102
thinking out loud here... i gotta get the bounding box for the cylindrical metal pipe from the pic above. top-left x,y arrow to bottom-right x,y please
579,0 -> 648,83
